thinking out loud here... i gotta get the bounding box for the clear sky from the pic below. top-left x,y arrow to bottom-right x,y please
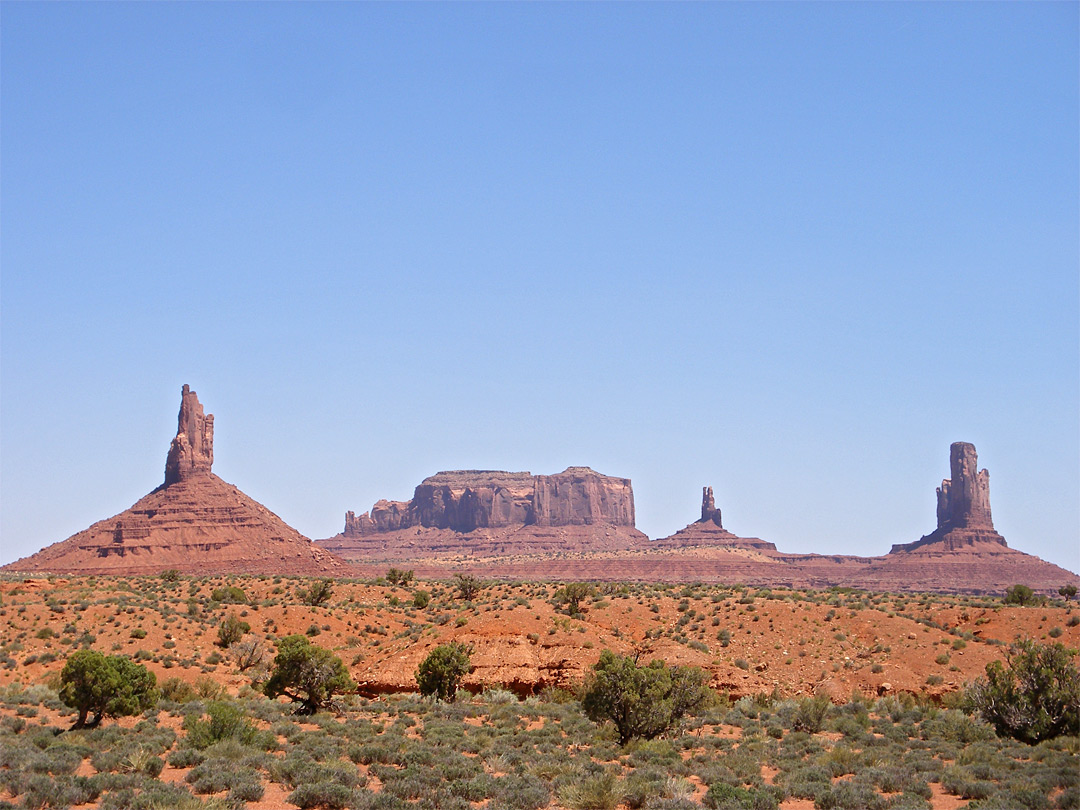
2,2 -> 1077,574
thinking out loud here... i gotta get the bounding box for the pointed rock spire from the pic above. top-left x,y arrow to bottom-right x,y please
164,384 -> 214,485
700,486 -> 722,527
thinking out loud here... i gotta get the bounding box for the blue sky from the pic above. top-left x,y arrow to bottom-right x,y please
2,2 -> 1077,573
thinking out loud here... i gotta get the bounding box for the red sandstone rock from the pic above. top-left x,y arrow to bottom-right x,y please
4,385 -> 348,577
163,384 -> 214,485
891,441 -> 1008,553
321,467 -> 644,559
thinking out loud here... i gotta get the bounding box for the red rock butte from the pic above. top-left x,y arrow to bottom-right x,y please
316,467 -> 647,559
3,385 -> 348,576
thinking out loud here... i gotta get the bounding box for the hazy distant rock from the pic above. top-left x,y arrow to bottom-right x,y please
652,485 -> 777,552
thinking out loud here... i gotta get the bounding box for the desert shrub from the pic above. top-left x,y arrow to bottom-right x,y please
792,695 -> 831,733
299,579 -> 334,607
228,780 -> 265,803
940,765 -> 995,800
264,635 -> 354,714
416,642 -> 473,701
581,650 -> 712,744
554,583 -> 595,616
704,782 -> 779,810
98,780 -> 208,810
59,650 -> 158,728
454,574 -> 484,601
16,773 -> 101,809
184,700 -> 267,749
211,586 -> 247,604
230,637 -> 266,672
216,613 -> 250,648
168,748 -> 205,768
412,590 -> 431,609
186,755 -> 257,794
386,568 -> 415,586
1004,585 -> 1044,607
160,569 -> 181,582
964,640 -> 1080,743
288,781 -> 360,809
557,771 -> 624,810
493,773 -> 551,810
129,628 -> 147,639
814,781 -> 886,810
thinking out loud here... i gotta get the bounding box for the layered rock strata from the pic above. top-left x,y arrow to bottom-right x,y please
4,386 -> 347,576
319,467 -> 646,559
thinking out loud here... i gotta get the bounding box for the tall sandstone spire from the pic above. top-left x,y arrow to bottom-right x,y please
892,441 -> 1007,552
936,442 -> 993,532
164,384 -> 214,485
700,486 -> 722,527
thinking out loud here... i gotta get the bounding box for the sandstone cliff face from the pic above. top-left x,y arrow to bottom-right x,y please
341,467 -> 635,536
892,442 -> 1008,553
5,385 -> 347,577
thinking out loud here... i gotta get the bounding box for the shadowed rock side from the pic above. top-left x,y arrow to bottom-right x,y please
318,467 -> 647,559
4,385 -> 347,576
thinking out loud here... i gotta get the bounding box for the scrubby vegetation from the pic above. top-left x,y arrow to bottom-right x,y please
2,573 -> 1079,808
3,673 -> 1079,810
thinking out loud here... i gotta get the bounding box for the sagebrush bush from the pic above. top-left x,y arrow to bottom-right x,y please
965,640 -> 1080,743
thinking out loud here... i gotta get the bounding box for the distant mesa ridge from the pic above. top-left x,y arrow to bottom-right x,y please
342,467 -> 635,536
320,467 -> 646,558
3,385 -> 346,576
4,387 -> 1076,593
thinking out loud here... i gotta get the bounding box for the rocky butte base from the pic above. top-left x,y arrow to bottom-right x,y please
4,385 -> 348,577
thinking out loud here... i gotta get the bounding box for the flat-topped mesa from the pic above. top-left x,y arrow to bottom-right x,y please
700,486 -> 722,527
892,441 -> 1008,553
163,385 -> 214,485
341,467 -> 635,536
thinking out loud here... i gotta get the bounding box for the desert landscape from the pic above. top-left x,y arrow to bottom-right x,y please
5,5 -> 1077,810
1,387 -> 1078,810
1,572 -> 1078,810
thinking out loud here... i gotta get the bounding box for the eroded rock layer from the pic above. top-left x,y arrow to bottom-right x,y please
4,385 -> 347,576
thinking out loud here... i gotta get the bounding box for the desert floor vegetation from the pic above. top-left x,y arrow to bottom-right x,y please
0,573 -> 1077,808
